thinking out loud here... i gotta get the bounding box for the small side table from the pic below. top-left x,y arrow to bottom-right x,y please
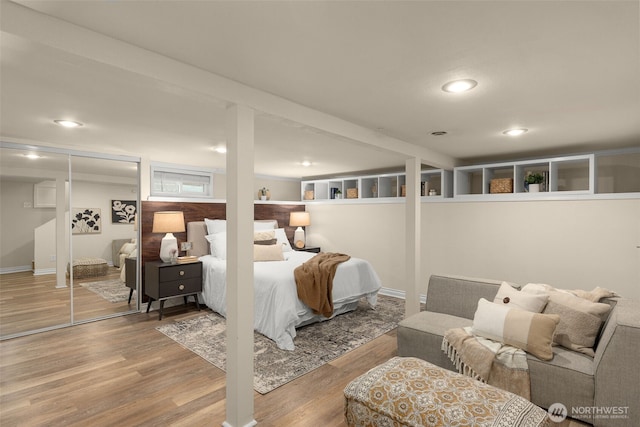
124,257 -> 137,304
145,261 -> 202,320
295,246 -> 321,253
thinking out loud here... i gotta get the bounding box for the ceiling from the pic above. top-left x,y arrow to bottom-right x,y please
1,0 -> 639,179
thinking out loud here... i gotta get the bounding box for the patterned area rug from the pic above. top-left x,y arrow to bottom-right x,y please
80,279 -> 136,303
156,294 -> 404,394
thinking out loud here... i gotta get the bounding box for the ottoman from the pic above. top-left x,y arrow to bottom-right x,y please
68,257 -> 108,279
344,357 -> 550,427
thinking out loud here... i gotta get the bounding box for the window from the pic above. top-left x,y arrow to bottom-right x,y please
151,163 -> 215,199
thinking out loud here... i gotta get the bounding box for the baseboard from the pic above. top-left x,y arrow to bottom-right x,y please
379,286 -> 426,304
0,265 -> 32,275
33,268 -> 56,276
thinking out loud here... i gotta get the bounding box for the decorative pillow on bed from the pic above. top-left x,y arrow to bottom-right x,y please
205,233 -> 226,259
274,228 -> 293,252
254,244 -> 284,261
493,282 -> 548,313
254,230 -> 276,241
472,298 -> 560,361
522,289 -> 612,357
204,218 -> 226,235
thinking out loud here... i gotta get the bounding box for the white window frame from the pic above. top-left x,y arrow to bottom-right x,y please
150,162 -> 215,199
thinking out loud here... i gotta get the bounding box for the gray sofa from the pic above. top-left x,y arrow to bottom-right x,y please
397,274 -> 640,427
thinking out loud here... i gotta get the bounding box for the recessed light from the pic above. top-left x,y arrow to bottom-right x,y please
442,79 -> 478,93
431,131 -> 448,136
214,146 -> 227,154
301,161 -> 312,167
23,153 -> 41,159
503,128 -> 528,136
54,119 -> 83,128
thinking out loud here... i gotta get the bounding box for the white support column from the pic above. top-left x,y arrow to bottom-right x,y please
405,157 -> 421,317
223,104 -> 257,427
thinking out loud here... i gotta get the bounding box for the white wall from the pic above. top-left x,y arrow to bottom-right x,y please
306,198 -> 640,300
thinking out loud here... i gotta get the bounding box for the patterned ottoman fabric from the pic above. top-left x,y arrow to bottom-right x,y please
344,357 -> 550,427
68,257 -> 108,279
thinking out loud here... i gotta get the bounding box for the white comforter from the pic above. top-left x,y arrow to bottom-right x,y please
199,251 -> 382,350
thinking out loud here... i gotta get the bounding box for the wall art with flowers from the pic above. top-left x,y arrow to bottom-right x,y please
72,208 -> 102,234
111,200 -> 137,224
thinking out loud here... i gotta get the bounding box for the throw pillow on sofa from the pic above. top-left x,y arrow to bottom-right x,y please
472,298 -> 560,361
522,284 -> 613,357
493,282 -> 549,312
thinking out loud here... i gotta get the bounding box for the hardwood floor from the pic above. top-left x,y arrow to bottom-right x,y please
0,304 -> 398,426
0,268 -> 137,337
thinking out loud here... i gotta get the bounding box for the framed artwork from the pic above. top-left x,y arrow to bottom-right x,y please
111,200 -> 137,224
72,208 -> 102,234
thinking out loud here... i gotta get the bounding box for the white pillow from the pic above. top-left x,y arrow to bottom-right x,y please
254,220 -> 278,231
493,282 -> 548,313
205,233 -> 226,259
119,242 -> 136,255
274,228 -> 293,252
204,218 -> 226,234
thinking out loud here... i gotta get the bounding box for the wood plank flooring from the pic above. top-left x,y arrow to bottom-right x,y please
0,303 -> 398,426
0,268 -> 137,337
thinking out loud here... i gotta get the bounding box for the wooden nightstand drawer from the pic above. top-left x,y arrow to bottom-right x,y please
158,263 -> 200,282
157,277 -> 201,298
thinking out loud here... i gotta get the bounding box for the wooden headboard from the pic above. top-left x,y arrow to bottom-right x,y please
139,201 -> 305,301
140,201 -> 304,263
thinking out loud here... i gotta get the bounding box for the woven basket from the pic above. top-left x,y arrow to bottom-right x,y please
490,178 -> 514,194
346,188 -> 358,199
68,258 -> 108,279
304,190 -> 315,200
401,185 -> 406,197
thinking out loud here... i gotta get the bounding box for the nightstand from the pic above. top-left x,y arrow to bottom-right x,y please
145,261 -> 202,320
124,257 -> 137,304
295,246 -> 321,253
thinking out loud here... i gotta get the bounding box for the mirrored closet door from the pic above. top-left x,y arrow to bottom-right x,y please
0,144 -> 140,340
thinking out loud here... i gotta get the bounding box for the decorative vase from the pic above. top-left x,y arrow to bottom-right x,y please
529,183 -> 540,193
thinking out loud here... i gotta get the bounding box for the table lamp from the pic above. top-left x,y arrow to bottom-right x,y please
152,211 -> 185,262
289,211 -> 310,249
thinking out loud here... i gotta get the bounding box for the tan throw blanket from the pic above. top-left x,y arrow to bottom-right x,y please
442,327 -> 531,400
294,252 -> 350,318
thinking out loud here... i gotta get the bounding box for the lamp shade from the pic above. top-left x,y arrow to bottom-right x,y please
289,211 -> 310,227
152,211 -> 185,233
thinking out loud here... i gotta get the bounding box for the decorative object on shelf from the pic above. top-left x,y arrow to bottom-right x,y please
72,208 -> 101,234
335,189 -> 342,199
258,187 -> 270,201
289,211 -> 310,249
371,182 -> 378,198
525,172 -> 544,193
401,185 -> 406,197
304,190 -> 315,200
346,188 -> 358,199
111,199 -> 137,224
180,241 -> 193,256
429,188 -> 438,196
489,178 -> 514,194
152,211 -> 185,262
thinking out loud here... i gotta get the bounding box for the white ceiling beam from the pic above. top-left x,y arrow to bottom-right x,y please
1,1 -> 455,170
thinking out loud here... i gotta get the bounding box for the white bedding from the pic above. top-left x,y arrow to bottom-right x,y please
199,250 -> 382,350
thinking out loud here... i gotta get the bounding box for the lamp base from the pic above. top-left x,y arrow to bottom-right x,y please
293,226 -> 306,248
159,233 -> 178,263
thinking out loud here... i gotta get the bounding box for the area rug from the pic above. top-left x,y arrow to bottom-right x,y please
80,279 -> 136,303
156,294 -> 404,394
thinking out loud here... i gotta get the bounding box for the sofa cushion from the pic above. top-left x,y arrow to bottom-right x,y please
528,346 -> 595,412
397,311 -> 472,371
425,275 -> 508,320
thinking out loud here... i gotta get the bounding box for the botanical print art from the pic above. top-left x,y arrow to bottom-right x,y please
72,208 -> 102,234
111,200 -> 137,224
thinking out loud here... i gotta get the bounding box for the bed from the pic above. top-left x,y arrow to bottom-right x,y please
187,220 -> 382,350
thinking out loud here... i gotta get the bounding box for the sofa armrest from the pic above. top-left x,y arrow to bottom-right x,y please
111,239 -> 131,268
593,299 -> 640,426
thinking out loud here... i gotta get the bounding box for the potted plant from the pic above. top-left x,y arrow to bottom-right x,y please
259,187 -> 269,200
335,189 -> 342,199
525,172 -> 544,192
